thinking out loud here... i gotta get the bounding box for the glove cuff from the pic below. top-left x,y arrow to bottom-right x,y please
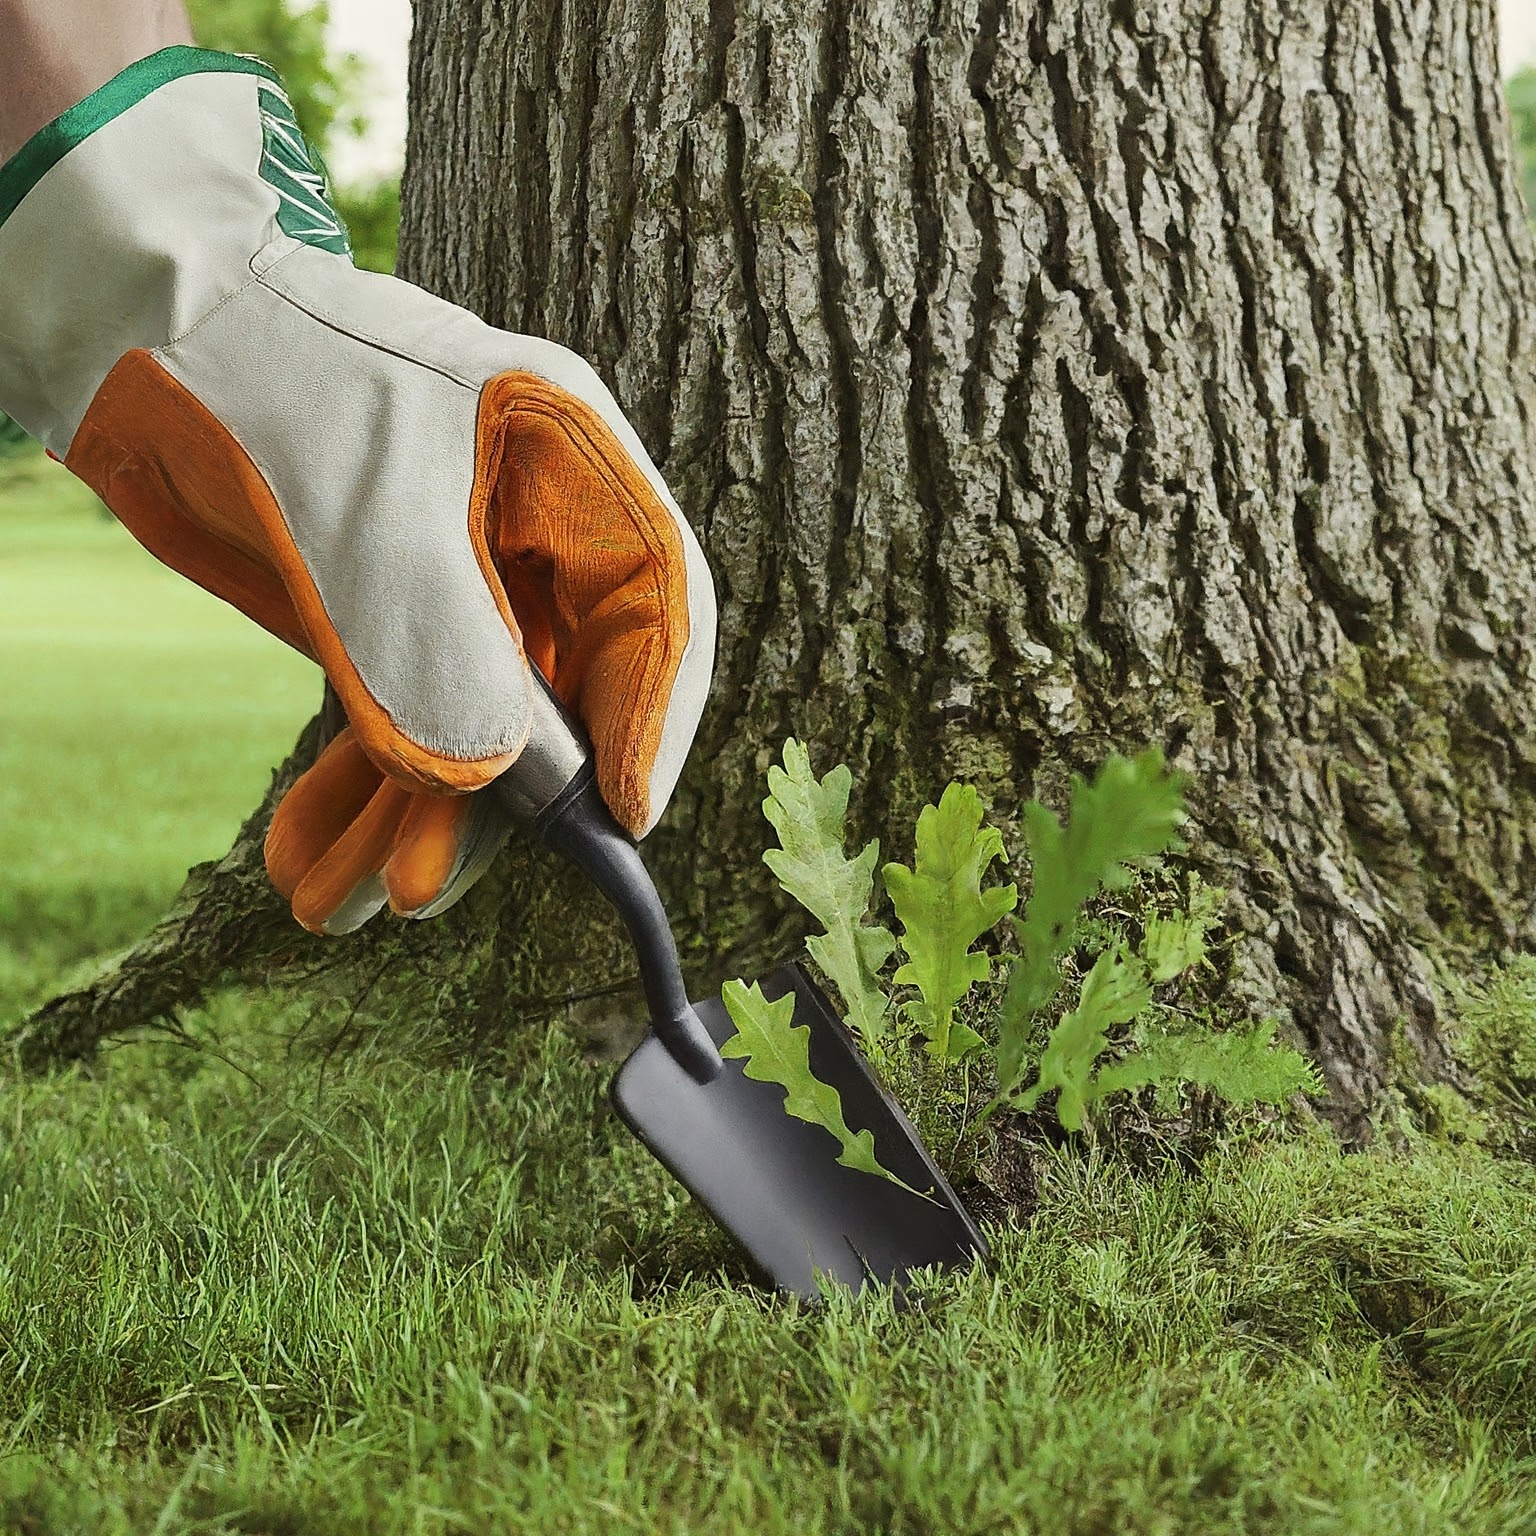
0,45 -> 350,452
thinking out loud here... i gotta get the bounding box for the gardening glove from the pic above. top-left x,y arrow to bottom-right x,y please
0,46 -> 716,935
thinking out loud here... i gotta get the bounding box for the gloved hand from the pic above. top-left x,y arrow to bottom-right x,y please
264,719 -> 519,935
0,45 -> 716,934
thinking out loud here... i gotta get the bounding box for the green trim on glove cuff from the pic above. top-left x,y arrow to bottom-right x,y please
0,45 -> 281,230
255,81 -> 352,258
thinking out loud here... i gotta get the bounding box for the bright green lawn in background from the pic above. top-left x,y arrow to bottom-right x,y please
2,446 -> 1535,1533
0,446 -> 318,1016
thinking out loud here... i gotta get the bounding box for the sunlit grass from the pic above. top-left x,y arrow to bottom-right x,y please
1,1019 -> 1534,1534
0,446 -> 318,1017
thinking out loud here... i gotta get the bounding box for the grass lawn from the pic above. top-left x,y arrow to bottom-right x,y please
2,445 -> 1535,1533
0,446 -> 319,1017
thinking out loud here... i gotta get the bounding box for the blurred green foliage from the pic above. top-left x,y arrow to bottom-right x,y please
188,0 -> 400,273
334,178 -> 402,275
186,0 -> 362,153
1508,65 -> 1536,222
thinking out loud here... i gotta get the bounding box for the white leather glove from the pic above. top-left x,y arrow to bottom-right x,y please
0,46 -> 716,932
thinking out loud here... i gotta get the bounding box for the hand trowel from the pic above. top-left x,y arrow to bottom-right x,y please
491,674 -> 986,1299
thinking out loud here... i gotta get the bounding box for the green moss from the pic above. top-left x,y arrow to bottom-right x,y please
1410,1082 -> 1491,1146
747,164 -> 816,228
940,725 -> 1017,801
1321,640 -> 1536,963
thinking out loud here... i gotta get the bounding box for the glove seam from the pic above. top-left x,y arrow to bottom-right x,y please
258,260 -> 485,394
149,231 -> 308,359
152,267 -> 271,354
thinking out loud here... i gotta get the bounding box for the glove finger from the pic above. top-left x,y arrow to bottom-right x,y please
385,790 -> 513,920
265,728 -> 385,905
289,776 -> 416,935
306,868 -> 391,937
486,374 -> 714,837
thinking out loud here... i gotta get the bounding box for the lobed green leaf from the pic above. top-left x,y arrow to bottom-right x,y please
997,750 -> 1186,1097
1092,1020 -> 1321,1110
761,740 -> 897,1042
883,784 -> 1017,1061
1014,948 -> 1153,1130
719,980 -> 928,1197
1141,876 -> 1224,984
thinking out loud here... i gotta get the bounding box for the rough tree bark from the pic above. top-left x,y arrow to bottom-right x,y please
23,0 -> 1536,1134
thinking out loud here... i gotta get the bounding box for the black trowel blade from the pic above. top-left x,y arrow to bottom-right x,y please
611,962 -> 987,1299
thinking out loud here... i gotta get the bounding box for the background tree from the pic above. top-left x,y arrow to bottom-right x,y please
21,0 -> 1536,1137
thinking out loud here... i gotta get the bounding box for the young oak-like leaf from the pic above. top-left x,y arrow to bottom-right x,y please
720,980 -> 928,1197
1014,947 -> 1152,1131
996,750 -> 1186,1098
884,784 -> 1017,1061
762,741 -> 896,1043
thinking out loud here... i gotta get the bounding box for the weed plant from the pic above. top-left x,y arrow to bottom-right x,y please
721,742 -> 1317,1197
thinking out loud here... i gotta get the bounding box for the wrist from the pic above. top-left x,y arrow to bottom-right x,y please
0,0 -> 193,160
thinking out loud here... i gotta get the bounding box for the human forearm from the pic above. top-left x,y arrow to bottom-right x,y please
0,0 -> 192,160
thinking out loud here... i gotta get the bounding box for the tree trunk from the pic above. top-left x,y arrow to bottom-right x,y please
25,0 -> 1536,1133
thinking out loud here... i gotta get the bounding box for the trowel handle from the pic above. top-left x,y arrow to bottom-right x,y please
487,670 -> 722,1085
